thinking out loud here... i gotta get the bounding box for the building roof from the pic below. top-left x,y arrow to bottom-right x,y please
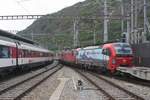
0,29 -> 37,44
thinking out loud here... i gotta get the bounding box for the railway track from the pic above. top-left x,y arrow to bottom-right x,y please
74,68 -> 145,100
0,63 -> 62,100
109,74 -> 150,88
0,62 -> 53,83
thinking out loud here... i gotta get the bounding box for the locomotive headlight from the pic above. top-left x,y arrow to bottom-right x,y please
112,59 -> 116,64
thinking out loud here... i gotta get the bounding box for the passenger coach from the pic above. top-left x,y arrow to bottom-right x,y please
0,30 -> 53,74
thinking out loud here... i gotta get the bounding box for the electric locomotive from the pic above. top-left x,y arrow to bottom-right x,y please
60,42 -> 133,73
76,42 -> 133,72
60,42 -> 150,80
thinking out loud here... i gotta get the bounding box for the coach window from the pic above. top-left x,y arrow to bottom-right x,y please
0,45 -> 10,58
24,50 -> 27,57
23,50 -> 25,57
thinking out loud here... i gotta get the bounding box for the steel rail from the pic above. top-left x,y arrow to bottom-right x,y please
90,72 -> 145,100
0,64 -> 59,95
14,66 -> 63,100
73,69 -> 115,100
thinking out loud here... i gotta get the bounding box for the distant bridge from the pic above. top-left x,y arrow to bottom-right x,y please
0,15 -> 43,20
0,15 -> 130,20
7,30 -> 19,34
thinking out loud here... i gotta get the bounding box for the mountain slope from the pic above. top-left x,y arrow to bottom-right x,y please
17,0 -> 150,50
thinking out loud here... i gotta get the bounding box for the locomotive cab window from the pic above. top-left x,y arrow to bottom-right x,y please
102,48 -> 111,56
107,49 -> 111,56
114,43 -> 133,56
102,49 -> 106,55
0,45 -> 10,58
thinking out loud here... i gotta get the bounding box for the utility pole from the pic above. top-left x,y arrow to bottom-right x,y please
121,0 -> 124,33
93,29 -> 96,45
143,0 -> 147,42
73,18 -> 76,47
127,17 -> 130,43
130,0 -> 134,44
104,0 -> 108,42
73,17 -> 79,48
134,0 -> 138,30
93,20 -> 96,45
124,0 -> 131,43
134,0 -> 138,44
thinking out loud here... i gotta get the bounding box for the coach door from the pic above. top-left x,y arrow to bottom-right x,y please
102,48 -> 111,67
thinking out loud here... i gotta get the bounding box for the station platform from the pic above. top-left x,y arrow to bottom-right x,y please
22,66 -> 106,100
117,66 -> 150,81
50,67 -> 105,100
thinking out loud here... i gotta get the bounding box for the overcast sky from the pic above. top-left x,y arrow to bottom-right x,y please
0,0 -> 85,33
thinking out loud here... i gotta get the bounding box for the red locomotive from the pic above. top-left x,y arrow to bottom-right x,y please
60,49 -> 76,64
102,42 -> 133,72
60,42 -> 133,73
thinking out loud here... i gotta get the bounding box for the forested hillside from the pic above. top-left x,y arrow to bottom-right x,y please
17,0 -> 150,50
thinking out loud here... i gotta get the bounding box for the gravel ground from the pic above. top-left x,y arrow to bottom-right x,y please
99,75 -> 150,100
22,67 -> 61,100
0,63 -> 57,92
82,72 -> 135,100
0,66 -> 61,100
22,66 -> 150,100
22,66 -> 107,100
22,72 -> 60,100
58,67 -> 108,100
